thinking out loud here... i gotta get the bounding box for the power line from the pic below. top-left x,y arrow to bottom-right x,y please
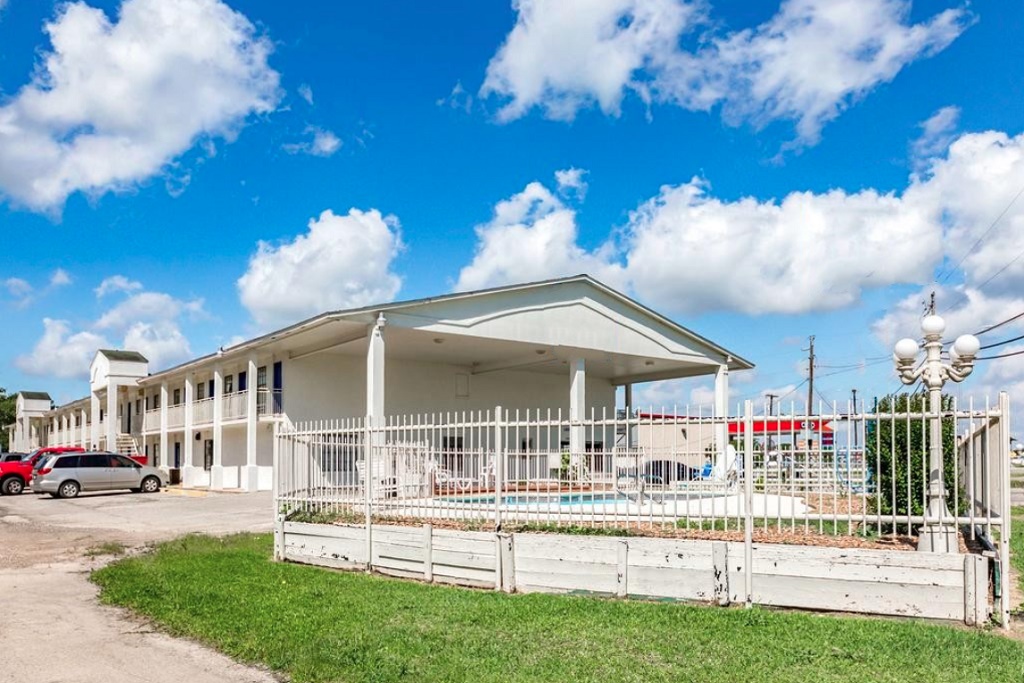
975,309 -> 1024,336
936,181 -> 1024,285
979,332 -> 1024,351
975,347 -> 1024,361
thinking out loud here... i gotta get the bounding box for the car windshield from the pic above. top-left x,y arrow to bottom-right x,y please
32,454 -> 54,470
22,449 -> 42,463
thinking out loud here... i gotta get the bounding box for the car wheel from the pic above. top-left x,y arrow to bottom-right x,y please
1,477 -> 24,495
140,476 -> 161,494
58,480 -> 80,499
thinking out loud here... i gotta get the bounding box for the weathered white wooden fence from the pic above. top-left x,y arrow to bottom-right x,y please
273,393 -> 1012,626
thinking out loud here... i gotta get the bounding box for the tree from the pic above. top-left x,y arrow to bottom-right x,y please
867,393 -> 958,520
0,388 -> 15,452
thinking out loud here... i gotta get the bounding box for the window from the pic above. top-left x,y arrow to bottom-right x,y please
54,455 -> 79,469
145,396 -> 150,410
225,375 -> 233,394
257,366 -> 267,389
110,454 -> 138,468
79,454 -> 106,468
196,382 -> 205,400
135,399 -> 141,414
173,389 -> 181,405
238,371 -> 247,392
208,380 -> 215,397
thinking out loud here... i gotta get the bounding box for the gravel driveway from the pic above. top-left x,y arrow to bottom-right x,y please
0,488 -> 278,683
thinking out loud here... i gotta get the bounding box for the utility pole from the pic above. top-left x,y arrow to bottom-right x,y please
766,393 -> 778,416
765,393 -> 778,453
806,335 -> 816,416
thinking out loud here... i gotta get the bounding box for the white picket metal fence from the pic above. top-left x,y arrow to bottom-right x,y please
274,393 -> 1013,625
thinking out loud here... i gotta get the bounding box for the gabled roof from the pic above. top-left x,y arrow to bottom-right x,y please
97,349 -> 148,363
143,275 -> 754,381
17,391 -> 51,401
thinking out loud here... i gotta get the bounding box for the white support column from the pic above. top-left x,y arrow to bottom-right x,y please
60,414 -> 68,446
243,355 -> 259,491
211,365 -> 224,489
159,383 -> 169,469
366,314 -> 386,424
80,408 -> 88,448
569,358 -> 586,469
713,363 -> 730,479
366,314 -> 387,489
51,416 -> 58,447
90,391 -> 100,449
183,374 -> 195,484
105,383 -> 118,453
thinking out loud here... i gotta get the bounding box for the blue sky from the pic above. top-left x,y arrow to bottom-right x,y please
2,0 -> 1024,414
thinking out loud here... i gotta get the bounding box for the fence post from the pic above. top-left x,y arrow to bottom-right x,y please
494,405 -> 504,529
364,416 -> 373,571
272,420 -> 282,561
743,399 -> 754,609
712,541 -> 729,606
998,391 -> 1011,629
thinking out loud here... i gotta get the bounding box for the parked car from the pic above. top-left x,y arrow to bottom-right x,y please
1,452 -> 26,463
0,446 -> 85,495
32,451 -> 166,498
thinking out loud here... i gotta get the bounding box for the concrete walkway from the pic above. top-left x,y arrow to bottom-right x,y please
0,489 -> 278,683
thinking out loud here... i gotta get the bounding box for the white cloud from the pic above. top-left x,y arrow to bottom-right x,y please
49,268 -> 72,287
95,291 -> 204,331
437,81 -> 474,113
238,208 -> 404,328
623,178 -> 938,314
459,124 -> 1024,320
95,274 -> 143,297
15,282 -> 200,379
5,277 -> 33,300
454,175 -> 626,292
912,105 -> 960,168
482,0 -> 970,144
872,285 -> 1024,348
0,0 -> 280,212
121,320 -> 192,369
15,318 -> 110,380
909,130 -> 1024,296
555,167 -> 588,200
283,126 -> 342,157
482,0 -> 695,122
297,83 -> 314,106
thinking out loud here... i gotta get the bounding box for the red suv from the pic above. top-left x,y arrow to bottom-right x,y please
0,446 -> 85,495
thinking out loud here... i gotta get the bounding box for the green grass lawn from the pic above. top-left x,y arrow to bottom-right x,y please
92,534 -> 1024,683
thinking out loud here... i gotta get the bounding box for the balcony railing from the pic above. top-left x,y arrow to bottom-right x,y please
192,397 -> 215,426
257,389 -> 284,416
167,404 -> 185,429
144,409 -> 160,432
222,391 -> 248,421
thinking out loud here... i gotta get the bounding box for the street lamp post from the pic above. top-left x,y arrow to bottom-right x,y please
893,314 -> 980,553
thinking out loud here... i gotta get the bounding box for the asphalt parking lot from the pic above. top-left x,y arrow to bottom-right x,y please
0,488 -> 277,683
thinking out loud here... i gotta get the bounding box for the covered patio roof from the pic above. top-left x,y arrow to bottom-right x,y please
141,275 -> 753,386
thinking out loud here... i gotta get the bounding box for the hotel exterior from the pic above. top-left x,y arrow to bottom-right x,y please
5,276 -> 751,491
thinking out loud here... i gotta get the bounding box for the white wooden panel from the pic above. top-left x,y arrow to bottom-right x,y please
751,574 -> 965,621
283,523 -> 367,568
628,566 -> 711,601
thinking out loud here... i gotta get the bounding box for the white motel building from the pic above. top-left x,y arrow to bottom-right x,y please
4,276 -> 751,491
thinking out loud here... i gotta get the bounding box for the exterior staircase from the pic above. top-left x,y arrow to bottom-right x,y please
115,433 -> 141,458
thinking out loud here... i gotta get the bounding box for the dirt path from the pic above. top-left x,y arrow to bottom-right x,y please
0,490 -> 278,683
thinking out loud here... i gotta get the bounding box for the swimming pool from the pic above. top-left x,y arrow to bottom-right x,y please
447,490 -> 727,507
